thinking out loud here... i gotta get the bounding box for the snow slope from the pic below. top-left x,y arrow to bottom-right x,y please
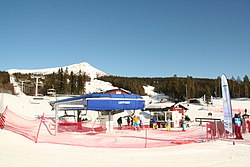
7,62 -> 119,95
7,62 -> 108,78
1,94 -> 250,167
7,62 -> 162,97
2,62 -> 250,167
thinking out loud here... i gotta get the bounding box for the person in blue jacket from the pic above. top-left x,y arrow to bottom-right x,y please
233,113 -> 243,139
152,117 -> 157,129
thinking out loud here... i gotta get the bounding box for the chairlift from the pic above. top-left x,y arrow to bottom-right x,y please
47,88 -> 56,96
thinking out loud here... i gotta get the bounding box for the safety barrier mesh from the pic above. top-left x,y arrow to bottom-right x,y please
206,107 -> 246,114
0,108 -> 42,142
1,108 -> 214,148
205,121 -> 250,144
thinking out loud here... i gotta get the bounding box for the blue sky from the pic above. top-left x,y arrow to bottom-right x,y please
0,0 -> 249,79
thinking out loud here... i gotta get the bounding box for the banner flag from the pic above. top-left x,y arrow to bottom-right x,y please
221,74 -> 233,134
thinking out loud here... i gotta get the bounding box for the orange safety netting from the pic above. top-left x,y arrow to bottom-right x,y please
1,108 -> 212,148
0,108 -> 43,142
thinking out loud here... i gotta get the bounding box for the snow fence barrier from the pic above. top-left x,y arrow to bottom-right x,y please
1,108 -> 210,148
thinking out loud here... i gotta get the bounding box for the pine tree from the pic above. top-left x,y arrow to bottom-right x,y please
243,75 -> 249,97
69,71 -> 75,95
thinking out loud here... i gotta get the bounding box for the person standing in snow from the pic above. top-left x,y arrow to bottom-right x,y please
166,117 -> 171,131
139,119 -> 143,129
126,116 -> 131,129
117,117 -> 122,130
133,115 -> 139,130
181,116 -> 186,131
152,117 -> 157,129
232,113 -> 243,139
242,109 -> 249,133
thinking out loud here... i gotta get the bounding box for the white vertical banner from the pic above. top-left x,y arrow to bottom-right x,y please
221,74 -> 233,134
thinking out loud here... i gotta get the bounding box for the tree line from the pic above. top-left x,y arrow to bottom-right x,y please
0,71 -> 14,94
98,75 -> 250,101
12,68 -> 90,96
1,69 -> 250,101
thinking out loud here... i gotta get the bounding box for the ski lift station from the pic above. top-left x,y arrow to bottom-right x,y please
53,93 -> 145,133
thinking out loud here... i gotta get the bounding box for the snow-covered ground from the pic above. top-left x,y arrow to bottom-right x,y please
1,93 -> 250,167
2,62 -> 250,166
1,129 -> 250,167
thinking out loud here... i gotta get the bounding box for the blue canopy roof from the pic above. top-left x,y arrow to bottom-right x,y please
54,93 -> 145,111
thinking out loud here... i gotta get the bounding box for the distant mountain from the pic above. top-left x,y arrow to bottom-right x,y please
7,62 -> 108,79
6,62 -> 117,95
5,62 -> 159,97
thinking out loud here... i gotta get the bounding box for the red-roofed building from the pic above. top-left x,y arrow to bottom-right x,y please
104,88 -> 131,94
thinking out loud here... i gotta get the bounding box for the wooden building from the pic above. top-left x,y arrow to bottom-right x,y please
145,102 -> 189,128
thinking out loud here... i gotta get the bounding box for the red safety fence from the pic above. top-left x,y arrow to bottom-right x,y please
205,121 -> 225,140
205,121 -> 250,145
207,107 -> 246,114
1,108 -> 224,148
0,107 -> 43,142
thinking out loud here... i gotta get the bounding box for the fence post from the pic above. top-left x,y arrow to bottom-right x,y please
144,128 -> 148,148
35,113 -> 44,143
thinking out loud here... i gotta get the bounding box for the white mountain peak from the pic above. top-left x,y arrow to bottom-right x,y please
7,62 -> 109,79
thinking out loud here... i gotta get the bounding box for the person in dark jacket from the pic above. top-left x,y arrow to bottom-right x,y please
117,117 -> 122,130
127,116 -> 131,126
242,109 -> 249,133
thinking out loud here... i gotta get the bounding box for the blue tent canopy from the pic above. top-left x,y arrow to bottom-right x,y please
54,93 -> 145,111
